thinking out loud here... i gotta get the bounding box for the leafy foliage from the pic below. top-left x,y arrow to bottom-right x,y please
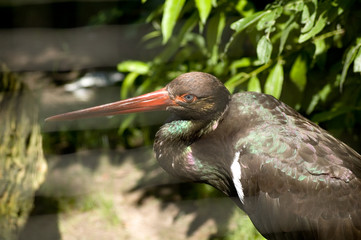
118,0 -> 361,152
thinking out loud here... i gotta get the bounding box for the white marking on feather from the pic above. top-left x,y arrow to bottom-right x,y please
230,151 -> 244,204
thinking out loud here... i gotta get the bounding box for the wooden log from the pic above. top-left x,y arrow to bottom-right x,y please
0,66 -> 47,240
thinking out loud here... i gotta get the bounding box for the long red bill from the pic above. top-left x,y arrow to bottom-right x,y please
45,88 -> 174,122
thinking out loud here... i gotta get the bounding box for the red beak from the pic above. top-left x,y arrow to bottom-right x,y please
45,88 -> 174,122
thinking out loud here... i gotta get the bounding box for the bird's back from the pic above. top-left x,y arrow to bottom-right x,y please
212,92 -> 361,239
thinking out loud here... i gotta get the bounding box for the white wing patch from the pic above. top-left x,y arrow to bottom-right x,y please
230,151 -> 244,204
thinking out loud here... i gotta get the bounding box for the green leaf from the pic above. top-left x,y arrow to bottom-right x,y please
157,13 -> 198,63
247,75 -> 261,92
290,55 -> 307,92
285,1 -> 304,12
134,81 -> 152,97
306,83 -> 331,114
312,38 -> 327,68
341,41 -> 361,88
195,0 -> 212,24
230,58 -> 252,73
118,114 -> 137,136
143,31 -> 162,41
162,0 -> 186,44
236,0 -> 255,17
313,38 -> 326,56
230,10 -> 268,32
224,72 -> 248,93
264,62 -> 283,99
257,36 -> 272,64
121,72 -> 139,99
301,0 -> 317,33
353,47 -> 361,72
279,15 -> 298,54
206,12 -> 226,65
225,10 -> 268,57
299,10 -> 326,43
256,7 -> 283,31
117,61 -> 149,74
146,4 -> 164,23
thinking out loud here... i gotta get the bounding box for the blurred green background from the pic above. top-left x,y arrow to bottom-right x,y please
1,0 -> 361,239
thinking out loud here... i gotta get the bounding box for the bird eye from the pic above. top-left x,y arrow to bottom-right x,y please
181,94 -> 196,103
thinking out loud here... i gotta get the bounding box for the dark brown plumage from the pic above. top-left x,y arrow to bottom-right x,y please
47,72 -> 361,240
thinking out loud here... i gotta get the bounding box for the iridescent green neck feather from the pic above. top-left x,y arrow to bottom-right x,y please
154,119 -> 219,180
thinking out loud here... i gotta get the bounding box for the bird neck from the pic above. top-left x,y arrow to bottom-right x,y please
154,108 -> 240,199
154,118 -> 221,180
160,119 -> 219,144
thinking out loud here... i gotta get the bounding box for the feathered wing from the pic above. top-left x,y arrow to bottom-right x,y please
232,94 -> 361,240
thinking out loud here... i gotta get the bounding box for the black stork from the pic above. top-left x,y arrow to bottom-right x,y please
46,72 -> 361,240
